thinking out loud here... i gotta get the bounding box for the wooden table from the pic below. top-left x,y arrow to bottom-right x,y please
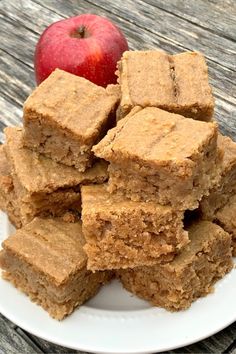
0,1 -> 236,353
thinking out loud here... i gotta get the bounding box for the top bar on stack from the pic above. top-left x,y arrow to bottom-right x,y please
23,69 -> 119,171
117,51 -> 214,121
93,107 -> 221,210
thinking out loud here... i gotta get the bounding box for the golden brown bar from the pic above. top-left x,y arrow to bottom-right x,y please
5,127 -> 108,225
0,217 -> 111,320
118,221 -> 233,311
81,184 -> 188,271
117,51 -> 214,121
93,107 -> 221,210
23,69 -> 119,171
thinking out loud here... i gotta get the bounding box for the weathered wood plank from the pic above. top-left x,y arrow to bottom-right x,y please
0,314 -> 42,354
0,95 -> 22,144
0,95 -> 22,125
143,0 -> 236,41
23,331 -> 82,354
214,97 -> 236,138
226,337 -> 236,354
0,14 -> 35,69
0,49 -> 34,105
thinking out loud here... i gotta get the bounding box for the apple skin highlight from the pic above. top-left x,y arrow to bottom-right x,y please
34,14 -> 129,87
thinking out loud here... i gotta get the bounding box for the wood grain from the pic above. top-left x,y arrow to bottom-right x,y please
0,314 -> 43,354
144,0 -> 236,41
0,0 -> 235,353
23,331 -> 84,354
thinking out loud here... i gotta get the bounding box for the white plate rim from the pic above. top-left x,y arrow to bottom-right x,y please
0,303 -> 236,354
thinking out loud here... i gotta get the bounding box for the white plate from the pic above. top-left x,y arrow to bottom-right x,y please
0,211 -> 235,354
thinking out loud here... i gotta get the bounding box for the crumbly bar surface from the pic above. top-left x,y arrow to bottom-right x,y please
23,69 -> 119,171
215,194 -> 236,256
117,50 -> 214,120
118,221 -> 233,311
106,84 -> 121,100
0,145 -> 21,228
81,184 -> 188,271
200,134 -> 236,219
93,107 -> 221,210
0,217 -> 110,320
5,127 -> 108,225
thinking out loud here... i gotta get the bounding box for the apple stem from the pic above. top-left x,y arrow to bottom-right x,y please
78,25 -> 86,38
71,25 -> 88,39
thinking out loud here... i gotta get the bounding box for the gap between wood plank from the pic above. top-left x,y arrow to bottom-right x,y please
31,0 -> 67,19
15,327 -> 44,354
139,0 -> 236,43
142,0 -> 236,42
0,89 -> 23,109
1,48 -> 33,70
0,10 -> 40,37
225,338 -> 236,354
84,0 -> 236,73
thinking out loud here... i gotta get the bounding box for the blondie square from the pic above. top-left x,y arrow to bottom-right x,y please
5,127 -> 108,226
23,69 -> 119,171
200,134 -> 236,219
118,221 -> 233,311
117,50 -> 214,121
81,184 -> 188,271
215,194 -> 236,256
93,107 -> 221,210
0,217 -> 110,320
0,145 -> 21,228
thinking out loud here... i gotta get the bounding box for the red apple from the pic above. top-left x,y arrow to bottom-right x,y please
34,14 -> 129,87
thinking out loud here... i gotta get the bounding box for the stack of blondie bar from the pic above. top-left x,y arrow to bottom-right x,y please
0,70 -> 120,319
0,50 -> 235,319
